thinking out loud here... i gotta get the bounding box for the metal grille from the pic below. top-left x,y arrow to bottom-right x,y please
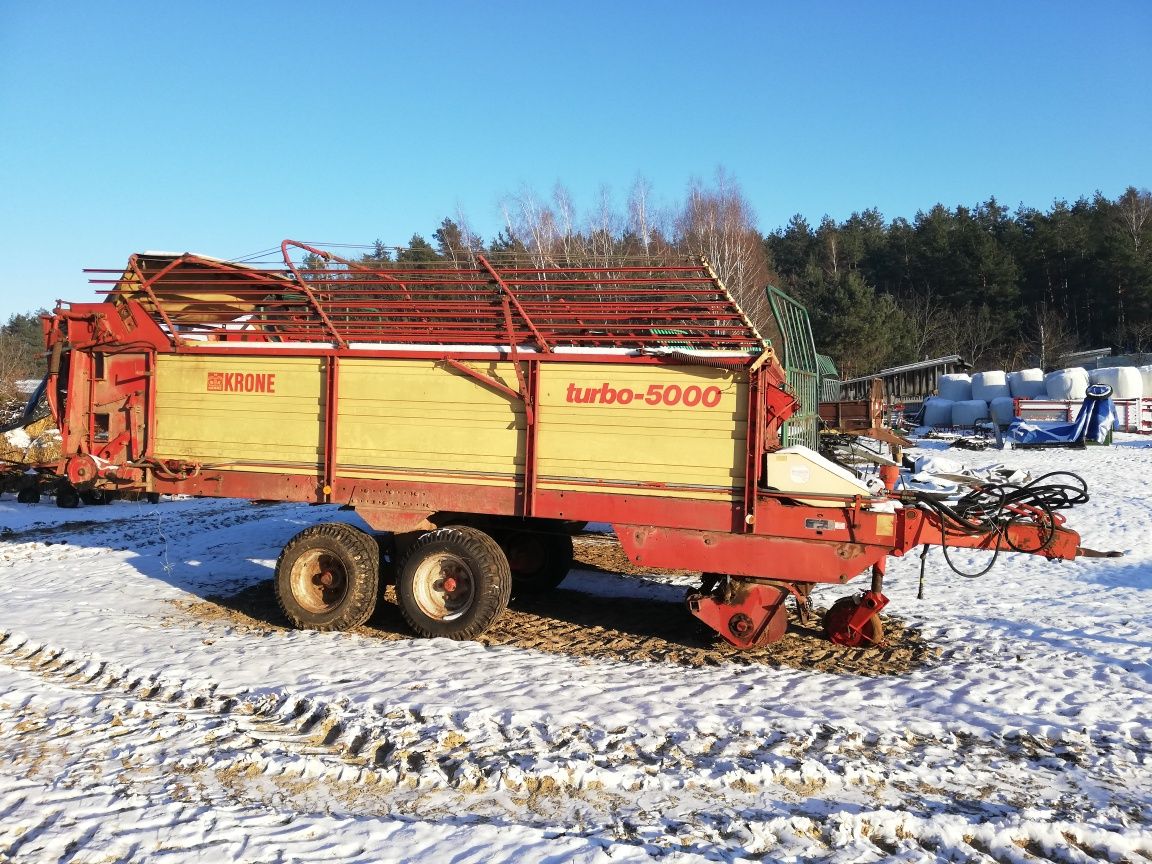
816,353 -> 842,402
765,285 -> 820,449
87,243 -> 766,352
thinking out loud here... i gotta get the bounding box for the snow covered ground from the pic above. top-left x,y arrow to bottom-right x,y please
0,437 -> 1149,862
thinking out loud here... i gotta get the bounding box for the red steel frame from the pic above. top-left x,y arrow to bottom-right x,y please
45,244 -> 1083,599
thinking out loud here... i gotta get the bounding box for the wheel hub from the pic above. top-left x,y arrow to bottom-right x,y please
291,551 -> 349,613
412,554 -> 475,621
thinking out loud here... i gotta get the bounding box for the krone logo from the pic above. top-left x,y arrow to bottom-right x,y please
206,371 -> 277,393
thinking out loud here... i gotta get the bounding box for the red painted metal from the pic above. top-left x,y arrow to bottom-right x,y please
83,251 -> 764,350
323,356 -> 339,501
896,507 -> 1080,561
279,240 -> 349,348
742,367 -> 762,533
127,256 -> 186,348
525,361 -> 541,518
687,580 -> 790,648
442,358 -> 523,402
476,254 -> 552,353
824,591 -> 889,647
615,524 -> 891,583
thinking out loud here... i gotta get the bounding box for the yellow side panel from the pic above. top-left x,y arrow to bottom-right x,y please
337,359 -> 523,485
537,363 -> 746,494
153,355 -> 323,471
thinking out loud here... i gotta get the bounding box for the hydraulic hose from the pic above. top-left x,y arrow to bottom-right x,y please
911,471 -> 1089,578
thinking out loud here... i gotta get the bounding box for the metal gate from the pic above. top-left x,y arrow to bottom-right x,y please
765,285 -> 819,450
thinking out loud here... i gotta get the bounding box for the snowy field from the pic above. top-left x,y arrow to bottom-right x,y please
0,437 -> 1150,862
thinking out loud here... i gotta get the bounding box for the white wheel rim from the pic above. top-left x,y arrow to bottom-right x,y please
290,548 -> 348,614
412,552 -> 474,621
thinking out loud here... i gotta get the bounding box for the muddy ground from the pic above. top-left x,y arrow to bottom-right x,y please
174,533 -> 938,677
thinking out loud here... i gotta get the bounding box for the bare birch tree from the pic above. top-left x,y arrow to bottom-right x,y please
674,169 -> 772,330
902,291 -> 955,359
1117,186 -> 1152,254
500,185 -> 559,269
551,183 -> 582,265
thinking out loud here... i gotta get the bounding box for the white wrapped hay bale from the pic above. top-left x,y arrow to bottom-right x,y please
922,397 -> 955,426
971,370 -> 1011,401
990,396 -> 1017,425
1139,365 -> 1152,398
937,373 -> 972,401
1045,367 -> 1089,400
1008,368 -> 1046,399
952,399 -> 991,426
1090,366 -> 1143,400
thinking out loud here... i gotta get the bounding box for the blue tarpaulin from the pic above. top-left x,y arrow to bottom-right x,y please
1007,384 -> 1117,446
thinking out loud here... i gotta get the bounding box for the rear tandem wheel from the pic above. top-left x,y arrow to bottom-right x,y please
499,530 -> 574,594
275,522 -> 381,631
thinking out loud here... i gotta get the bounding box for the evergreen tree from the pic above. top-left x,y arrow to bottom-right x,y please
396,233 -> 441,266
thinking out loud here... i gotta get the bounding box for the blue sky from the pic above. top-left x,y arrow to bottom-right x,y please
1,1 -> 1148,318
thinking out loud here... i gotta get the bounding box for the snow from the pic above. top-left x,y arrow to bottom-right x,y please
2,427 -> 31,448
1,438 -> 1151,861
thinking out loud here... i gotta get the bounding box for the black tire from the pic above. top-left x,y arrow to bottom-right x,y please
275,522 -> 380,631
397,525 -> 511,640
146,492 -> 161,504
56,486 -> 80,509
16,487 -> 41,504
500,530 -> 573,594
80,489 -> 114,505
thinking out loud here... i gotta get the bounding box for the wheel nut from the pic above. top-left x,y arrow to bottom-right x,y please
729,613 -> 754,637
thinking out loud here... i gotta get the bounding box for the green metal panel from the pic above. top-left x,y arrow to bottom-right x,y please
816,353 -> 842,402
816,353 -> 838,377
765,286 -> 820,450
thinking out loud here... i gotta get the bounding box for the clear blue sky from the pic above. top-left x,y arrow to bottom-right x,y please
1,1 -> 1148,318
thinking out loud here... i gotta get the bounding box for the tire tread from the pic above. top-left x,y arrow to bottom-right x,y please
275,522 -> 379,632
398,526 -> 511,640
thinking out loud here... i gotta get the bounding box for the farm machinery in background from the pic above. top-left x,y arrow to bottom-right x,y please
1,379 -> 67,504
2,379 -> 150,506
25,240 -> 1094,649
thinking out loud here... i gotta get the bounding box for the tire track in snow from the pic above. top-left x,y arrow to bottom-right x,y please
0,629 -> 1149,862
0,499 -> 310,555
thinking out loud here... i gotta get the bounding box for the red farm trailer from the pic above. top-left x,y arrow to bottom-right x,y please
38,241 -> 1092,648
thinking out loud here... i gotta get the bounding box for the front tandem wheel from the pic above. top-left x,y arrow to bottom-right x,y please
398,525 -> 511,640
275,522 -> 380,631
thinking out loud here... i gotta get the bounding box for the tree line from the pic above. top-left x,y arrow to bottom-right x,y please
3,177 -> 1149,394
346,178 -> 1151,377
766,188 -> 1152,375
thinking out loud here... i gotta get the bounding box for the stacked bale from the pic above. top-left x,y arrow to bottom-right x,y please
971,371 -> 1011,401
990,396 -> 1017,425
952,399 -> 991,426
1045,367 -> 1090,400
920,363 -> 1146,430
1140,365 -> 1152,398
922,397 -> 955,426
938,373 -> 972,401
1008,368 -> 1046,399
1089,366 -> 1143,400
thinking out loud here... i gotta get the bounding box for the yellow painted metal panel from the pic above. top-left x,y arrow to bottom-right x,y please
537,363 -> 747,492
153,355 -> 324,470
152,355 -> 747,502
336,359 -> 523,483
